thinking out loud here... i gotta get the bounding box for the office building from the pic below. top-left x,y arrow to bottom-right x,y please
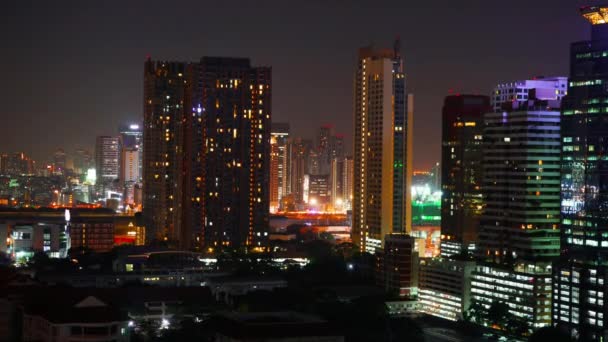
472,96 -> 562,331
119,124 -> 143,182
440,95 -> 490,257
197,57 -> 271,250
419,258 -> 476,321
95,136 -> 120,184
120,148 -> 139,184
121,147 -> 140,206
270,123 -> 290,212
553,6 -> 608,340
308,174 -> 330,206
493,77 -> 567,112
376,234 -> 418,297
353,40 -> 408,253
330,157 -> 346,211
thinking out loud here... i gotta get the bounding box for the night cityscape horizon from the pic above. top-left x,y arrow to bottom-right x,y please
2,2 -> 608,342
1,0 -> 586,170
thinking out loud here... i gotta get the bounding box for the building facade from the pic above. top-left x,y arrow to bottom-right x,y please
353,41 -> 407,253
553,6 -> 608,340
472,99 -> 562,331
419,258 -> 476,321
440,95 -> 490,257
143,60 -> 191,245
376,234 -> 418,297
493,77 -> 567,112
270,123 -> 290,212
197,57 -> 271,250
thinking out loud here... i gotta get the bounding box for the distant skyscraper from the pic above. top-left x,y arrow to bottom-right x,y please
289,138 -> 310,204
270,123 -> 290,212
95,136 -> 120,185
119,124 -> 143,182
353,40 -> 407,253
73,148 -> 92,175
440,95 -> 490,257
197,57 -> 271,249
308,174 -> 330,205
492,77 -> 567,112
53,148 -> 67,175
330,157 -> 346,210
553,6 -> 608,340
121,148 -> 139,206
317,125 -> 333,175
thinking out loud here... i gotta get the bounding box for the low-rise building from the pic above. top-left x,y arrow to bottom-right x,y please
21,295 -> 129,342
418,258 -> 476,321
376,234 -> 418,297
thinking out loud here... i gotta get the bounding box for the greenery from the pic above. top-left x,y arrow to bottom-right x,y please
465,300 -> 531,338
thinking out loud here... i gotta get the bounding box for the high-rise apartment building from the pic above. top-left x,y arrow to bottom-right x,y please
353,41 -> 407,253
119,124 -> 143,182
270,123 -> 290,212
440,95 -> 490,257
553,6 -> 608,340
95,136 -> 120,184
289,138 -> 311,204
198,57 -> 271,250
472,97 -> 562,331
143,60 -> 191,245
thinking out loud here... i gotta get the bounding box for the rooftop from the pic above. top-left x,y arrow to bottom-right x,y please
581,5 -> 608,25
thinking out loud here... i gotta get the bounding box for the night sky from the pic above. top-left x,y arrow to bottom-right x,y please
1,0 -> 589,170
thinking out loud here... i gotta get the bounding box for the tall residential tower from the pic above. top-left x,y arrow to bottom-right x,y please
353,40 -> 407,253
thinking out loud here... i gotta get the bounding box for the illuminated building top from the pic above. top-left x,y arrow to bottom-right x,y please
581,5 -> 608,25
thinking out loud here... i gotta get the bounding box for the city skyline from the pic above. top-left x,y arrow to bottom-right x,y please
0,0 -> 585,170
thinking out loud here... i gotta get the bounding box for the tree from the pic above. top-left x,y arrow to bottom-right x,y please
529,326 -> 573,342
487,301 -> 510,329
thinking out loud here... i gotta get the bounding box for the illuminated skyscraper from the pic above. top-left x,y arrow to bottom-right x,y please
198,57 -> 271,249
440,95 -> 490,257
492,77 -> 567,112
553,6 -> 608,340
289,138 -> 311,204
270,123 -> 290,212
119,124 -> 143,182
471,95 -> 562,332
95,136 -> 120,184
143,60 -> 191,245
353,40 -> 407,253
121,147 -> 139,205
